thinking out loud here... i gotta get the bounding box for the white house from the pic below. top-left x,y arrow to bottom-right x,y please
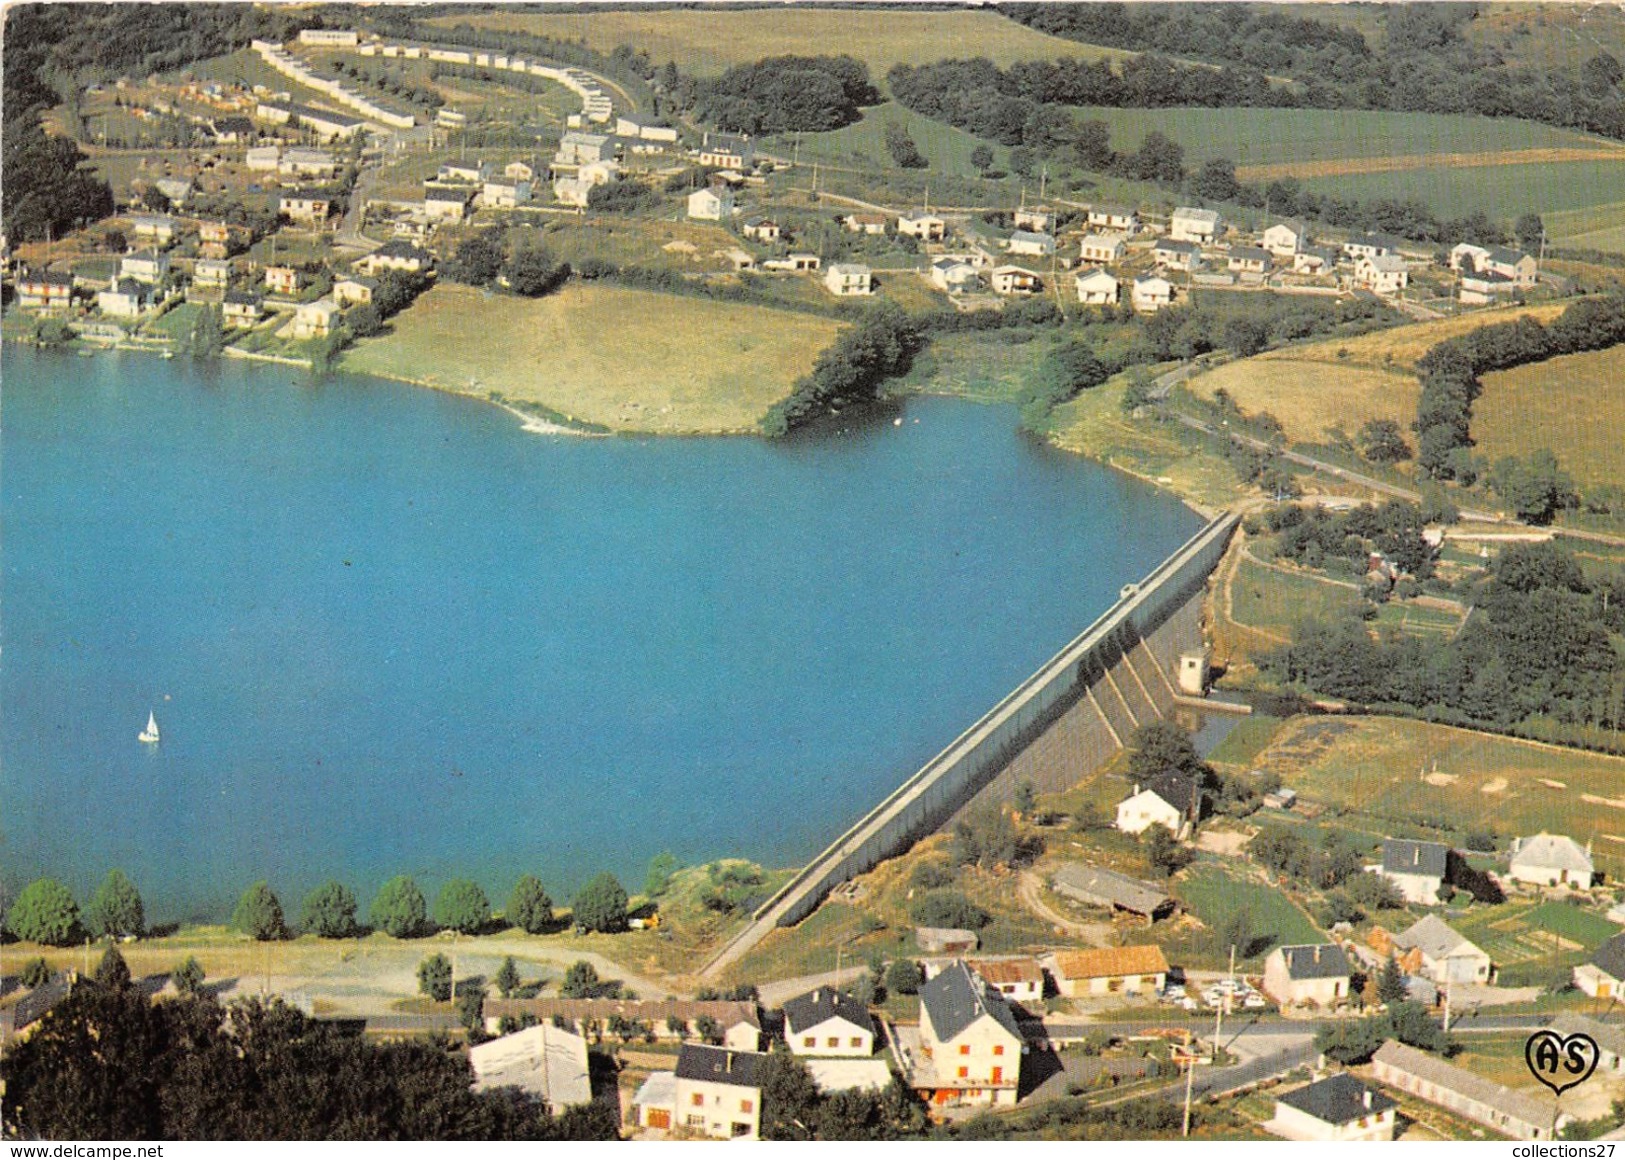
129,214 -> 178,245
1006,230 -> 1055,257
439,161 -> 490,184
1574,934 -> 1625,998
1267,1073 -> 1397,1142
698,131 -> 753,170
1293,246 -> 1336,275
120,250 -> 170,285
1450,242 -> 1492,272
481,178 -> 532,208
1115,770 -> 1201,838
1355,253 -> 1409,295
1130,274 -> 1174,313
1373,838 -> 1449,905
1390,914 -> 1492,985
1013,206 -> 1054,233
332,275 -> 377,307
615,113 -> 679,143
279,147 -> 336,178
504,160 -> 536,183
898,212 -> 946,242
555,131 -> 615,166
742,217 -> 781,243
1169,207 -> 1221,244
96,277 -> 153,318
931,257 -> 979,294
1074,267 -> 1119,305
1262,944 -> 1351,1008
824,263 -> 872,296
222,289 -> 264,328
468,1022 -> 592,1111
844,213 -> 888,235
1343,234 -> 1401,261
290,297 -> 341,340
553,178 -> 593,208
1044,945 -> 1168,998
1153,238 -> 1202,271
245,145 -> 282,171
908,961 -> 1022,1109
989,265 -> 1041,296
782,988 -> 875,1058
423,189 -> 472,223
279,194 -> 332,226
1227,245 -> 1273,275
1508,833 -> 1596,888
356,241 -> 432,275
192,258 -> 231,287
1261,221 -> 1308,257
263,265 -> 300,295
672,1045 -> 765,1140
1079,233 -> 1126,264
1088,205 -> 1139,233
1483,246 -> 1538,286
687,185 -> 734,221
1460,269 -> 1516,305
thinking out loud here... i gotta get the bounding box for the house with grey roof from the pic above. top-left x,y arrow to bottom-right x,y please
1116,769 -> 1203,839
1374,838 -> 1450,905
1152,237 -> 1202,271
0,972 -> 74,1043
1575,932 -> 1625,998
1548,1012 -> 1625,1076
1391,914 -> 1491,984
1049,863 -> 1174,920
905,961 -> 1021,1109
1267,1072 -> 1396,1141
783,987 -> 875,1058
1509,832 -> 1595,889
673,1044 -> 768,1139
1372,1039 -> 1566,1140
1262,944 -> 1351,1008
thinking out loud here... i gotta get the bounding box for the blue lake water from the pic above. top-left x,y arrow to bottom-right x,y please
1,348 -> 1201,922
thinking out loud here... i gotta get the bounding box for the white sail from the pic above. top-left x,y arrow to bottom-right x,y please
139,711 -> 160,744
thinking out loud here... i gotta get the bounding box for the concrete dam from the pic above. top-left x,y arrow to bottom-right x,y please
701,511 -> 1240,979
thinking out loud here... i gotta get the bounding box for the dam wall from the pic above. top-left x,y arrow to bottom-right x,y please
701,511 -> 1239,979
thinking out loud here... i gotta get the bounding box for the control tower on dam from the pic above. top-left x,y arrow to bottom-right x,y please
702,510 -> 1240,979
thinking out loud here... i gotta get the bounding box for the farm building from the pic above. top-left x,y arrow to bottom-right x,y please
1262,944 -> 1350,1008
783,988 -> 875,1057
1371,1040 -> 1565,1140
1386,914 -> 1491,984
1548,1013 -> 1625,1075
1574,933 -> 1625,998
1266,1072 -> 1396,1142
1049,863 -> 1174,920
967,959 -> 1044,1003
1508,833 -> 1595,889
1043,946 -> 1169,997
1372,838 -> 1449,905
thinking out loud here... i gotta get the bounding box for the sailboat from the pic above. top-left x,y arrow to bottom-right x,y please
139,711 -> 160,744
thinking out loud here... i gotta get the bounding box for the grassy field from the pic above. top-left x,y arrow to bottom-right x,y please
341,283 -> 843,434
891,329 -> 1051,405
1293,156 -> 1625,223
1254,715 -> 1625,877
1063,106 -> 1614,173
1228,555 -> 1364,638
1182,302 -> 1571,444
1473,345 -> 1625,490
772,101 -> 1012,181
1173,861 -> 1324,959
1545,200 -> 1625,253
427,8 -> 1130,78
1205,715 -> 1286,768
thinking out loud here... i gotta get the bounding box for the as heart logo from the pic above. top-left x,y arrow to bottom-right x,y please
1525,1030 -> 1599,1096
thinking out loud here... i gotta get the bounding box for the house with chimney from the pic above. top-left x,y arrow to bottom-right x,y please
1266,1072 -> 1396,1141
1262,944 -> 1350,1008
902,961 -> 1022,1109
1371,838 -> 1450,905
782,987 -> 875,1057
1508,832 -> 1595,889
671,1045 -> 767,1139
1115,769 -> 1203,839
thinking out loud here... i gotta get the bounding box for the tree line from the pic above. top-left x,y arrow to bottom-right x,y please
1004,3 -> 1625,141
681,55 -> 878,134
1267,540 -> 1625,744
762,302 -> 925,435
1414,292 -> 1625,491
3,868 -> 635,946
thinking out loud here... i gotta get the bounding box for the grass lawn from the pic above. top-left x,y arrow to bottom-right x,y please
773,101 -> 1013,181
1063,106 -> 1614,173
1173,860 -> 1324,959
1182,302 -> 1572,445
1546,199 -> 1625,254
1295,155 -> 1625,222
1206,715 -> 1285,768
143,302 -> 204,343
1228,556 -> 1363,638
1523,900 -> 1621,947
427,8 -> 1131,78
341,282 -> 844,434
1473,345 -> 1625,490
1259,716 -> 1625,878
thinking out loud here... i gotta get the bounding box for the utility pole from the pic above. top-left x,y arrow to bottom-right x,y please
1182,1028 -> 1197,1136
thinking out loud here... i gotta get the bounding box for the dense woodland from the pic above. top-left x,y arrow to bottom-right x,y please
1005,3 -> 1625,139
1268,540 -> 1625,744
686,55 -> 877,134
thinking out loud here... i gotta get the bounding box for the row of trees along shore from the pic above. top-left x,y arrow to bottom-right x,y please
3,870 -> 633,946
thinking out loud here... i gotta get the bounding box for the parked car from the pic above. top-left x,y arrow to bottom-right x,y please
1243,993 -> 1268,1009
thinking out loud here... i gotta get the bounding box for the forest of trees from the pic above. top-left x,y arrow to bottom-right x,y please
1268,541 -> 1625,743
687,55 -> 878,134
1004,3 -> 1625,140
762,303 -> 925,434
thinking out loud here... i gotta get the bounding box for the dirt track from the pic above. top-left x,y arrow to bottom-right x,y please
1236,146 -> 1625,183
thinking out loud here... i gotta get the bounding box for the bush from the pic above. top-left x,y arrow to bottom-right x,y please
418,953 -> 452,1002
86,870 -> 144,940
20,957 -> 52,988
300,880 -> 359,939
886,959 -> 924,995
910,860 -> 955,890
171,956 -> 205,996
909,891 -> 989,930
434,879 -> 491,935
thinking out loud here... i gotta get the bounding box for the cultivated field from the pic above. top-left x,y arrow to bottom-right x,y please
1545,200 -> 1625,253
1062,106 -> 1615,174
341,283 -> 844,434
1173,861 -> 1324,956
1294,156 -> 1625,223
1182,303 -> 1572,443
1473,345 -> 1625,489
426,8 -> 1130,78
1252,715 -> 1625,877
